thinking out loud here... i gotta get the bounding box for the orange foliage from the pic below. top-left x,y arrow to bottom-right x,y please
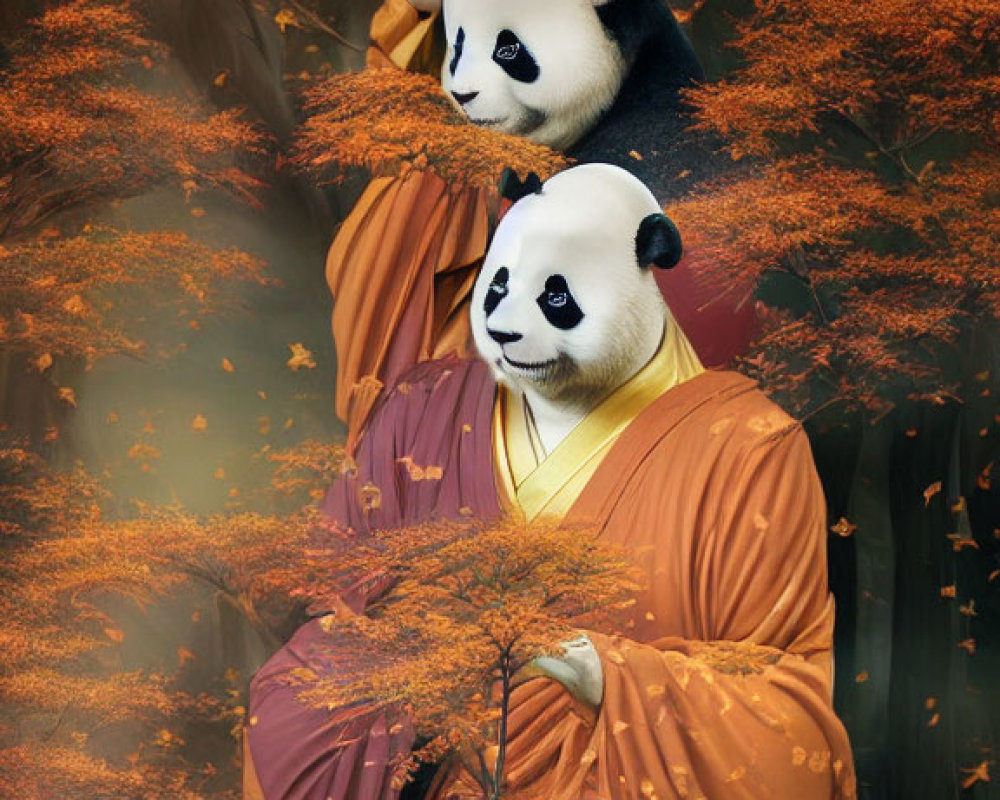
675,0 -> 1000,415
298,518 -> 639,797
294,69 -> 569,186
0,439 -> 340,798
1,228 -> 268,365
0,0 -> 264,240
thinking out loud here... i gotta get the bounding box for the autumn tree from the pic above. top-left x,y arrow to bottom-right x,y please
298,518 -> 639,800
672,0 -> 1000,417
0,438 -> 346,798
669,3 -> 1000,796
0,0 -> 269,382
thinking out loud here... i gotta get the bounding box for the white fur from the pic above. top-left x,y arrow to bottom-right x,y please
441,0 -> 628,150
471,164 -> 669,453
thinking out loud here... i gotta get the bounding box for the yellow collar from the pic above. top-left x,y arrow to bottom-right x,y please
493,317 -> 704,522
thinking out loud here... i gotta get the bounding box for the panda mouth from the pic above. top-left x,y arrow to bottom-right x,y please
468,116 -> 506,126
503,354 -> 558,372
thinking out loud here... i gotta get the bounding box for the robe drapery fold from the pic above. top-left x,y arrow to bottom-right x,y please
247,357 -> 856,799
326,170 -> 492,449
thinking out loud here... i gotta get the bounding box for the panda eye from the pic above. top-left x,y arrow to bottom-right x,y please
449,27 -> 465,76
495,42 -> 520,60
536,274 -> 584,330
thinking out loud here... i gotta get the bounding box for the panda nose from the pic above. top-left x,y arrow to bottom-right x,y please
452,90 -> 479,106
488,329 -> 522,345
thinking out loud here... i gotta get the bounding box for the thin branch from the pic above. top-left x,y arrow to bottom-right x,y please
285,1 -> 364,53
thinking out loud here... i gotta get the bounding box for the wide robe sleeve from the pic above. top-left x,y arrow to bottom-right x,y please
326,170 -> 492,449
477,413 -> 857,800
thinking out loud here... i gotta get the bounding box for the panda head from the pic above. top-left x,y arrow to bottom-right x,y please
471,164 -> 682,408
441,0 -> 628,150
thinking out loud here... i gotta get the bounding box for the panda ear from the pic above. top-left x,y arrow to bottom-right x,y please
635,213 -> 683,270
499,168 -> 543,203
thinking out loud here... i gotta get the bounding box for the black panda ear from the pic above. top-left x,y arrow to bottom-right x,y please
635,213 -> 682,270
499,168 -> 543,203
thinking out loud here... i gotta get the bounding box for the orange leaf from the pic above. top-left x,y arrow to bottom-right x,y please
191,413 -> 208,431
222,358 -> 235,372
923,481 -> 942,507
177,646 -> 197,666
286,343 -> 317,371
104,627 -> 125,643
35,353 -> 53,372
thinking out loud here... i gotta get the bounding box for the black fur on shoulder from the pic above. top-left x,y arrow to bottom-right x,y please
635,212 -> 683,269
572,0 -> 718,202
499,167 -> 543,203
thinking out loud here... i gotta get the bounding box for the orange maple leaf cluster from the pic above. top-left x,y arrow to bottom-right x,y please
294,68 -> 569,187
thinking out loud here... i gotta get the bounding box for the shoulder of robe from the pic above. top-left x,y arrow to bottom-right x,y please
684,370 -> 803,459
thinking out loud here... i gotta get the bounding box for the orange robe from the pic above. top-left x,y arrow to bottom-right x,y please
430,367 -> 857,799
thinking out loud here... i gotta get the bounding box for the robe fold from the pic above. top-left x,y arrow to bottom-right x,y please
247,354 -> 856,799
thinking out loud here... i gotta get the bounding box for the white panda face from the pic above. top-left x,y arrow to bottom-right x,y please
441,0 -> 628,151
472,165 -> 679,408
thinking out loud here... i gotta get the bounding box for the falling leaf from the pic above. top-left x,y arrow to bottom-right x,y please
191,413 -> 208,432
104,627 -> 125,643
213,71 -> 228,87
905,428 -> 918,438
57,387 -> 77,407
274,7 -> 300,33
62,294 -> 86,315
142,420 -> 156,434
177,647 -> 197,666
959,600 -> 977,617
283,417 -> 294,429
957,638 -> 976,655
629,150 -> 645,161
951,496 -> 966,512
257,390 -> 268,400
989,570 -> 999,583
107,411 -> 120,424
222,358 -> 235,372
358,483 -> 381,511
923,481 -> 942,506
286,343 -> 317,371
35,353 -> 53,372
928,713 -> 940,727
214,467 -> 226,480
925,697 -> 937,710
855,671 -> 869,683
258,415 -> 271,435
830,517 -> 856,537
977,462 -> 993,491
190,207 -> 206,218
960,760 -> 990,789
940,585 -> 956,598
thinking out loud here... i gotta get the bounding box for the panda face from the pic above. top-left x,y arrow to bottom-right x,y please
472,165 -> 673,408
442,0 -> 628,150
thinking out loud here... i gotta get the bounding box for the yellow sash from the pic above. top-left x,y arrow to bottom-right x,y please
493,316 -> 704,522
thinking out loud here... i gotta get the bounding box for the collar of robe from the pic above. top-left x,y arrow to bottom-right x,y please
493,314 -> 704,522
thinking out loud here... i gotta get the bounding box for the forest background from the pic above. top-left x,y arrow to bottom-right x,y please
0,0 -> 997,798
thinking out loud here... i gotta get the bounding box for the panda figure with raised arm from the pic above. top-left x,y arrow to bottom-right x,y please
440,0 -> 710,199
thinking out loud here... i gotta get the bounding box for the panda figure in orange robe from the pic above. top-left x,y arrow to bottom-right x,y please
247,164 -> 857,800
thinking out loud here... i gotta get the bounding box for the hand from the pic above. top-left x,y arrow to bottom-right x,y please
529,635 -> 604,709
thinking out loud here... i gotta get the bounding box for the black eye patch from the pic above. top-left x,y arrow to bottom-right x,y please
536,275 -> 583,330
493,30 -> 539,83
449,26 -> 465,76
483,267 -> 509,316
